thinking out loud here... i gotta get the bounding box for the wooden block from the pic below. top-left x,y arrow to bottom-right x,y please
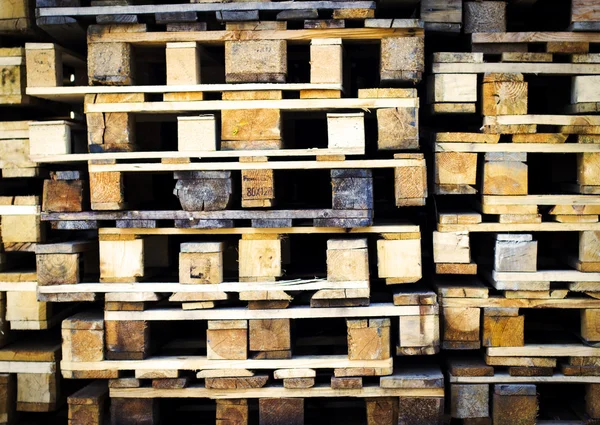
582,309 -> 600,342
105,320 -> 149,359
429,74 -> 477,103
249,319 -> 290,352
0,63 -> 24,101
36,253 -> 80,285
221,108 -> 281,144
17,373 -> 57,410
6,291 -> 47,322
110,398 -> 158,425
492,385 -> 537,425
443,307 -> 480,342
365,397 -> 397,425
327,113 -> 364,149
377,239 -> 421,283
310,39 -> 342,84
547,41 -> 589,53
483,161 -> 528,195
330,377 -> 362,390
179,243 -> 224,284
586,384 -> 600,419
62,312 -> 104,362
435,152 -> 477,185
1,214 -> 43,243
450,384 -> 489,418
347,318 -> 391,360
259,398 -> 303,425
331,169 -> 373,211
87,112 -> 135,147
399,314 -> 439,348
88,42 -> 134,85
283,378 -> 314,389
572,76 -> 600,104
494,235 -> 537,272
68,381 -> 108,425
483,78 -> 527,116
0,374 -> 15,425
436,263 -> 477,275
29,121 -> 72,156
464,1 -> 506,33
239,237 -> 282,280
174,171 -> 233,212
25,45 -> 62,88
100,238 -> 143,281
166,42 -> 200,85
90,172 -> 125,209
395,163 -> 427,206
483,315 -> 524,347
177,116 -> 216,151
43,179 -> 85,212
398,397 -> 443,425
578,153 -> 600,186
580,231 -> 600,264
225,40 -> 286,83
380,36 -> 424,82
327,239 -> 369,282
207,320 -> 247,360
241,168 -> 274,208
216,399 -> 248,425
433,231 -> 470,264
377,107 -> 419,150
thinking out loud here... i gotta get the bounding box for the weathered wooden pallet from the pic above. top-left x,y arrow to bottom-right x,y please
430,52 -> 600,114
36,2 -> 382,24
38,156 -> 426,214
0,339 -> 62,415
436,279 -> 600,351
34,225 -> 423,305
448,355 -> 600,424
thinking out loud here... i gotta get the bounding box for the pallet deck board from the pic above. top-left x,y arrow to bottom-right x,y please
493,270 -> 600,282
450,372 -> 600,384
436,143 -> 600,153
442,297 -> 600,309
433,62 -> 600,75
487,344 -> 600,357
438,222 -> 600,232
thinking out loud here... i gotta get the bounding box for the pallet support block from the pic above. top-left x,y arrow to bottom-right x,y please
24,43 -> 62,88
89,171 -> 125,211
179,242 -> 224,284
429,74 -> 477,105
451,384 -> 489,418
216,399 -> 248,425
377,234 -> 422,284
42,171 -> 86,213
494,234 -> 537,272
586,384 -> 600,419
327,113 -> 364,149
110,398 -> 158,425
442,307 -> 481,349
239,234 -> 282,282
17,373 -> 58,412
0,196 -> 44,243
464,1 -> 506,33
0,374 -> 15,425
579,231 -> 600,269
398,314 -> 439,355
241,158 -> 275,208
207,320 -> 248,360
29,121 -> 72,156
249,319 -> 291,358
582,309 -> 600,342
365,397 -> 398,425
347,318 -> 391,360
483,309 -> 524,347
482,73 -> 527,116
327,238 -> 369,282
310,38 -> 342,85
105,314 -> 150,360
88,42 -> 134,85
492,384 -> 537,425
482,158 -> 528,196
68,381 -> 108,425
380,36 -> 424,83
177,115 -> 216,152
174,171 -> 233,214
259,398 -> 303,425
398,396 -> 443,425
435,152 -> 477,187
63,312 -> 105,363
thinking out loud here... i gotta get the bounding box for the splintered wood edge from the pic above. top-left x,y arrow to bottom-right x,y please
109,384 -> 444,399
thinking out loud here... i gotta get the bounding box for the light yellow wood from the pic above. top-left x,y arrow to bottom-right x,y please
310,39 -> 342,84
327,113 -> 364,149
177,115 -> 216,152
166,42 -> 201,86
483,161 -> 528,195
376,239 -> 421,282
582,309 -> 600,342
399,314 -> 439,347
433,231 -> 470,264
435,152 -> 477,185
99,239 -> 144,281
327,239 -> 369,282
6,292 -> 47,322
430,74 -> 477,103
17,373 -> 56,405
238,237 -> 282,279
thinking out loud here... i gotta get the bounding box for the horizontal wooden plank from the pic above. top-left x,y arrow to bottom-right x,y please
472,32 -> 600,44
436,143 -> 600,153
438,222 -> 600,232
484,115 -> 600,126
493,270 -> 600,282
84,98 -> 418,114
0,282 -> 37,292
0,206 -> 40,215
32,148 -> 364,164
450,372 -> 600,384
39,2 -> 377,17
433,62 -> 600,75
87,158 -> 424,173
442,297 -> 600,309
487,344 -> 600,357
87,28 -> 422,46
38,279 -> 369,294
103,304 -> 433,321
27,83 -> 343,103
98,225 -> 421,236
62,355 -> 393,372
110,384 -> 443,399
482,195 -> 600,206
0,362 -> 55,374
42,209 -> 371,221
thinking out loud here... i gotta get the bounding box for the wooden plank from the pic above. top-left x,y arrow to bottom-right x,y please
484,115 -> 600,126
443,297 -> 600,309
433,62 -> 600,74
451,372 -> 600,383
488,344 -> 600,357
438,222 -> 600,232
84,98 -> 418,114
436,143 -> 600,153
110,384 -> 443,399
493,270 -> 600,282
102,304 -> 430,321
